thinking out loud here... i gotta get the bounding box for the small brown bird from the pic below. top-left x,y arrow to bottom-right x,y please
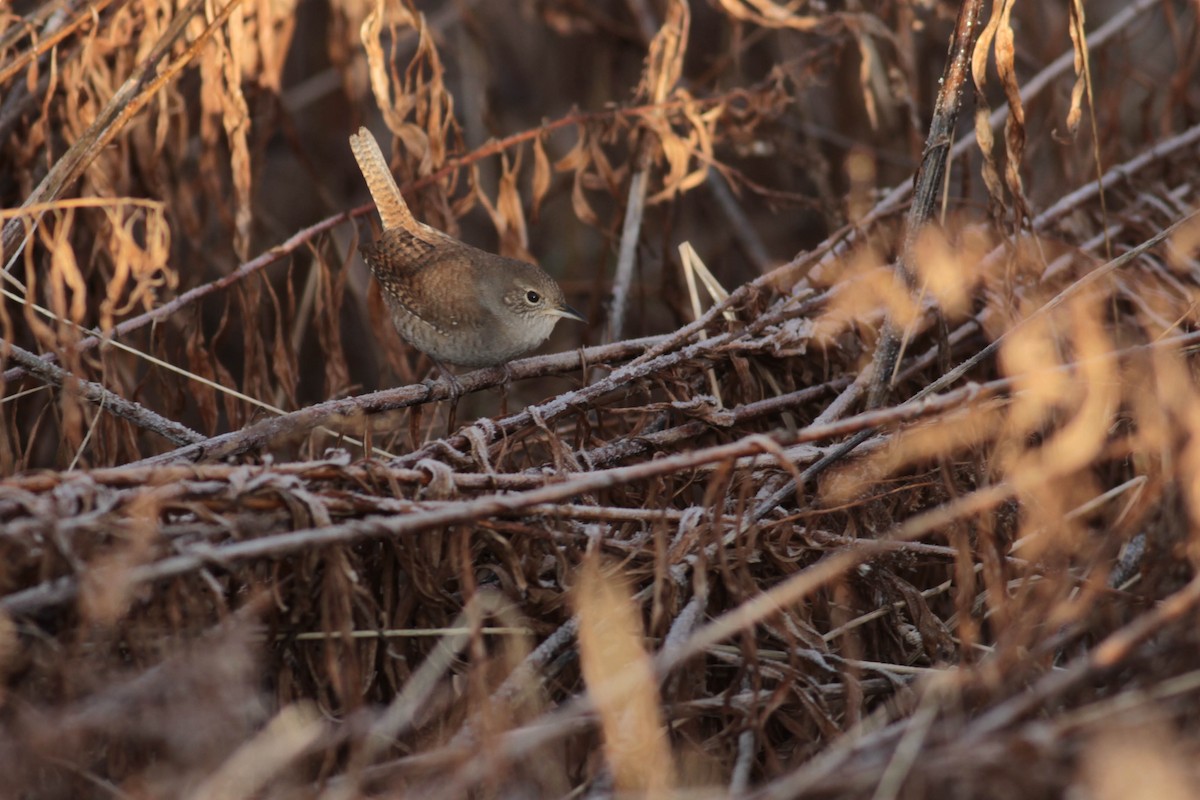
348,127 -> 584,376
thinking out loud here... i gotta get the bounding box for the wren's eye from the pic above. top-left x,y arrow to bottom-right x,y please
525,290 -> 541,305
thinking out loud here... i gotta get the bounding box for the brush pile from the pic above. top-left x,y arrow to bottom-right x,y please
3,1 -> 1200,797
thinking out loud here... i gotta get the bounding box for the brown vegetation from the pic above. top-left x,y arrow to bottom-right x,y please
2,0 -> 1200,797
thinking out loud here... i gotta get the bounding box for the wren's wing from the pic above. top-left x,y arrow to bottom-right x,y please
362,234 -> 495,334
360,227 -> 436,281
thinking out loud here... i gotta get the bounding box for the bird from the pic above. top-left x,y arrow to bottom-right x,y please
348,127 -> 585,388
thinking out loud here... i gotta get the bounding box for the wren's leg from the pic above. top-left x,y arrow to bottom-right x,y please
428,358 -> 462,433
497,363 -> 512,416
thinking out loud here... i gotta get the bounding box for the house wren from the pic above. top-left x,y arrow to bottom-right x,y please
348,127 -> 584,372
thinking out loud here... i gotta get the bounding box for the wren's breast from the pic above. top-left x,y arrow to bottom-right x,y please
386,297 -> 555,368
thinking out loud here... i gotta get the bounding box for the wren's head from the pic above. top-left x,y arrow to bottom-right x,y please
481,257 -> 586,358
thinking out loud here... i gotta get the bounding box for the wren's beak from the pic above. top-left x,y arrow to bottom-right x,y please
552,304 -> 587,324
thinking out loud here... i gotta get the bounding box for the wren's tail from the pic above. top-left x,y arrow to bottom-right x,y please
348,127 -> 423,235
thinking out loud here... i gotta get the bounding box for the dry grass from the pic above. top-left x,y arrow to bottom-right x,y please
2,0 -> 1200,797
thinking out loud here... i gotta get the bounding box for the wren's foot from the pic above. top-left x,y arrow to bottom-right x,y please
426,359 -> 463,434
476,363 -> 512,389
494,363 -> 513,416
425,359 -> 464,403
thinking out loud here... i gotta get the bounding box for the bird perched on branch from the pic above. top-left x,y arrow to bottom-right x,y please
348,127 -> 584,386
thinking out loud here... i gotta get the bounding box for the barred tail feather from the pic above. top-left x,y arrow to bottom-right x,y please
349,127 -> 417,233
